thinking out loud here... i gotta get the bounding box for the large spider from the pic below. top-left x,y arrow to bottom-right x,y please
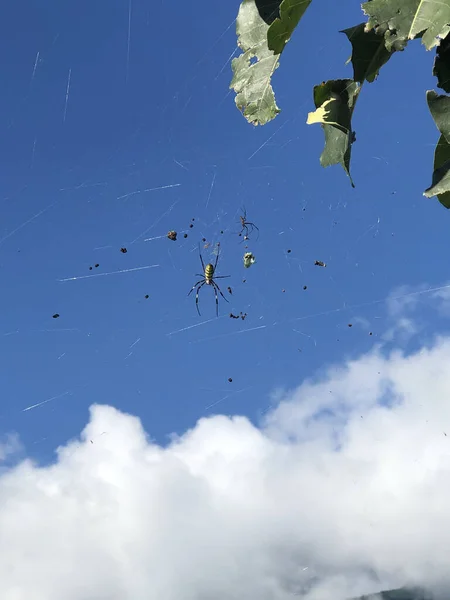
238,208 -> 259,241
188,246 -> 230,316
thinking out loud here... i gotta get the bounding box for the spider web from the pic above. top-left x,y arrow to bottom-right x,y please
0,3 -> 448,597
0,0 -> 443,442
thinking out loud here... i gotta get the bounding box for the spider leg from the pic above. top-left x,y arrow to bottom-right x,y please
188,279 -> 205,296
212,281 -> 229,303
248,222 -> 260,241
213,245 -> 220,270
210,283 -> 221,317
212,275 -> 231,279
239,224 -> 250,242
195,281 -> 206,315
198,244 -> 206,272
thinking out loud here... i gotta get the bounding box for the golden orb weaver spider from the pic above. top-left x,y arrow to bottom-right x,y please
238,208 -> 259,241
188,245 -> 230,316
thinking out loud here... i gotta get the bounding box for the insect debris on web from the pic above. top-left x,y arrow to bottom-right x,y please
230,312 -> 247,320
243,252 -> 256,268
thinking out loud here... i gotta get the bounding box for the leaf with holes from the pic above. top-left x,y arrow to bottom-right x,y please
363,0 -> 450,52
341,23 -> 395,83
306,79 -> 360,187
230,0 -> 281,126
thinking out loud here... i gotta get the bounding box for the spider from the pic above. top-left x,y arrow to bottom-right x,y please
238,208 -> 259,241
188,246 -> 230,316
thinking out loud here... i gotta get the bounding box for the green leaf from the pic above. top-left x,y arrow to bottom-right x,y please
424,91 -> 450,205
362,0 -> 450,52
267,0 -> 312,55
341,23 -> 395,83
231,0 -> 281,126
423,134 -> 450,208
433,33 -> 450,93
427,89 -> 450,142
254,0 -> 281,25
306,79 -> 360,187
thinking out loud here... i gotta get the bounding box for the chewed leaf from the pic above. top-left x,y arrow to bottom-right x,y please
341,23 -> 394,83
231,0 -> 281,126
363,0 -> 450,52
307,79 -> 360,187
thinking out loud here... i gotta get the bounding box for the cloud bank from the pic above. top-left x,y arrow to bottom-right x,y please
2,337 -> 450,599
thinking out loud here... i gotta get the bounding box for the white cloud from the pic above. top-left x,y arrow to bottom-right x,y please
431,283 -> 450,318
385,284 -> 427,319
380,282 -> 450,345
2,338 -> 450,599
0,433 -> 21,462
381,284 -> 428,344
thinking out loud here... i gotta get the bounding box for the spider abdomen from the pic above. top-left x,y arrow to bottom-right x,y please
205,263 -> 214,282
187,246 -> 229,317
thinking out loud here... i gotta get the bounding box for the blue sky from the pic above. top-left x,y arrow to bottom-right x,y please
3,1 -> 450,597
0,0 -> 447,462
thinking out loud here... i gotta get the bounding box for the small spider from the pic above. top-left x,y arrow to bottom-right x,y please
238,208 -> 259,241
188,245 -> 230,316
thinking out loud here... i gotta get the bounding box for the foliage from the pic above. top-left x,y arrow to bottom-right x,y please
229,0 -> 450,208
230,0 -> 281,126
354,587 -> 431,600
306,79 -> 359,187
